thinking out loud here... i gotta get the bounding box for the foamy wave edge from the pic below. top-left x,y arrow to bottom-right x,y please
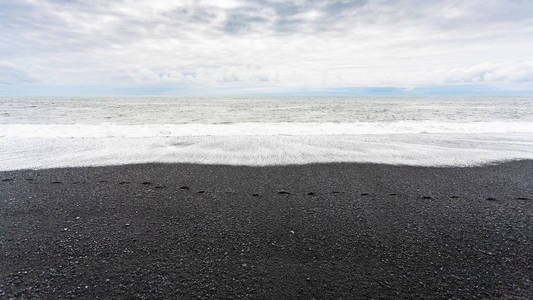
2,133 -> 533,170
1,121 -> 533,138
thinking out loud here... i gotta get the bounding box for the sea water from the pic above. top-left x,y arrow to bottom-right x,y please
1,95 -> 532,170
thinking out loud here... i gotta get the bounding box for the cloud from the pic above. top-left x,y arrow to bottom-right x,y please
1,0 -> 533,94
0,62 -> 34,85
444,62 -> 533,83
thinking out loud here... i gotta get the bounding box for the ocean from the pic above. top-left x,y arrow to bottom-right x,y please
1,95 -> 532,170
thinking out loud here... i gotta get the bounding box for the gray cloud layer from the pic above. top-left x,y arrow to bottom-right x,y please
1,0 -> 533,93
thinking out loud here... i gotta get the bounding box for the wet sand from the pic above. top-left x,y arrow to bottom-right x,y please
1,161 -> 532,298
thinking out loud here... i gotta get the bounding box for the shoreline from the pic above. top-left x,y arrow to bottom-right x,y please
1,161 -> 532,298
3,132 -> 533,171
0,156 -> 531,172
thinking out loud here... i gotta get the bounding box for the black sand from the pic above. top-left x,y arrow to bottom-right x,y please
1,161 -> 532,298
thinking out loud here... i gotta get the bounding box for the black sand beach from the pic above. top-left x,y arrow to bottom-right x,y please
1,161 -> 532,298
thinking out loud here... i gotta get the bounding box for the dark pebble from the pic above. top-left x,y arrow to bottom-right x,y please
486,197 -> 497,201
180,186 -> 190,190
141,182 -> 151,185
278,191 -> 291,195
307,192 -> 315,196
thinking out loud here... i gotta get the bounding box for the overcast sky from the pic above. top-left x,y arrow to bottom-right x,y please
1,0 -> 533,95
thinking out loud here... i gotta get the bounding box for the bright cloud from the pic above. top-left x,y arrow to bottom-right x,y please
1,0 -> 533,94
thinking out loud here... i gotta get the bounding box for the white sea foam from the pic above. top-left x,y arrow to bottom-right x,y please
1,96 -> 532,170
1,121 -> 533,138
1,132 -> 533,171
